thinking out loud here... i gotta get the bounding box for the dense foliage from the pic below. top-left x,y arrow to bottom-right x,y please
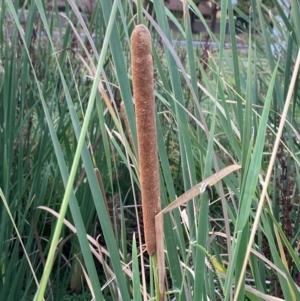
0,0 -> 299,301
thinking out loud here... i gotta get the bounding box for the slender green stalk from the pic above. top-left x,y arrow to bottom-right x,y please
136,0 -> 143,24
151,254 -> 160,301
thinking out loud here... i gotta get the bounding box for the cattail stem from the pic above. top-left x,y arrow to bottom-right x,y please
131,24 -> 160,256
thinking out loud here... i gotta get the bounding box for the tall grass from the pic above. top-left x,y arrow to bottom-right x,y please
1,0 -> 300,300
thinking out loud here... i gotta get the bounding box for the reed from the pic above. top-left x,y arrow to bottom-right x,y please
131,24 -> 160,256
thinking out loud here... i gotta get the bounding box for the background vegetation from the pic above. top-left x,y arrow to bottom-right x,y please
0,0 -> 299,300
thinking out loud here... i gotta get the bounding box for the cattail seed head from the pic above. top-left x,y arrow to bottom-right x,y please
131,24 -> 160,256
120,101 -> 136,156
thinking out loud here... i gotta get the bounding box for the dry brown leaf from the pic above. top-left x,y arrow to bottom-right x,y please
155,164 -> 242,297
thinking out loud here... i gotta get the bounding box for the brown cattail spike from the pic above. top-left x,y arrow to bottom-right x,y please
131,24 -> 160,256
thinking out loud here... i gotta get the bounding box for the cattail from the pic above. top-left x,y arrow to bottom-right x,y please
131,24 -> 160,256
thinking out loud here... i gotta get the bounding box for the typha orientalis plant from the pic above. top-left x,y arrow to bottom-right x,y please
131,24 -> 160,257
130,23 -> 243,300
